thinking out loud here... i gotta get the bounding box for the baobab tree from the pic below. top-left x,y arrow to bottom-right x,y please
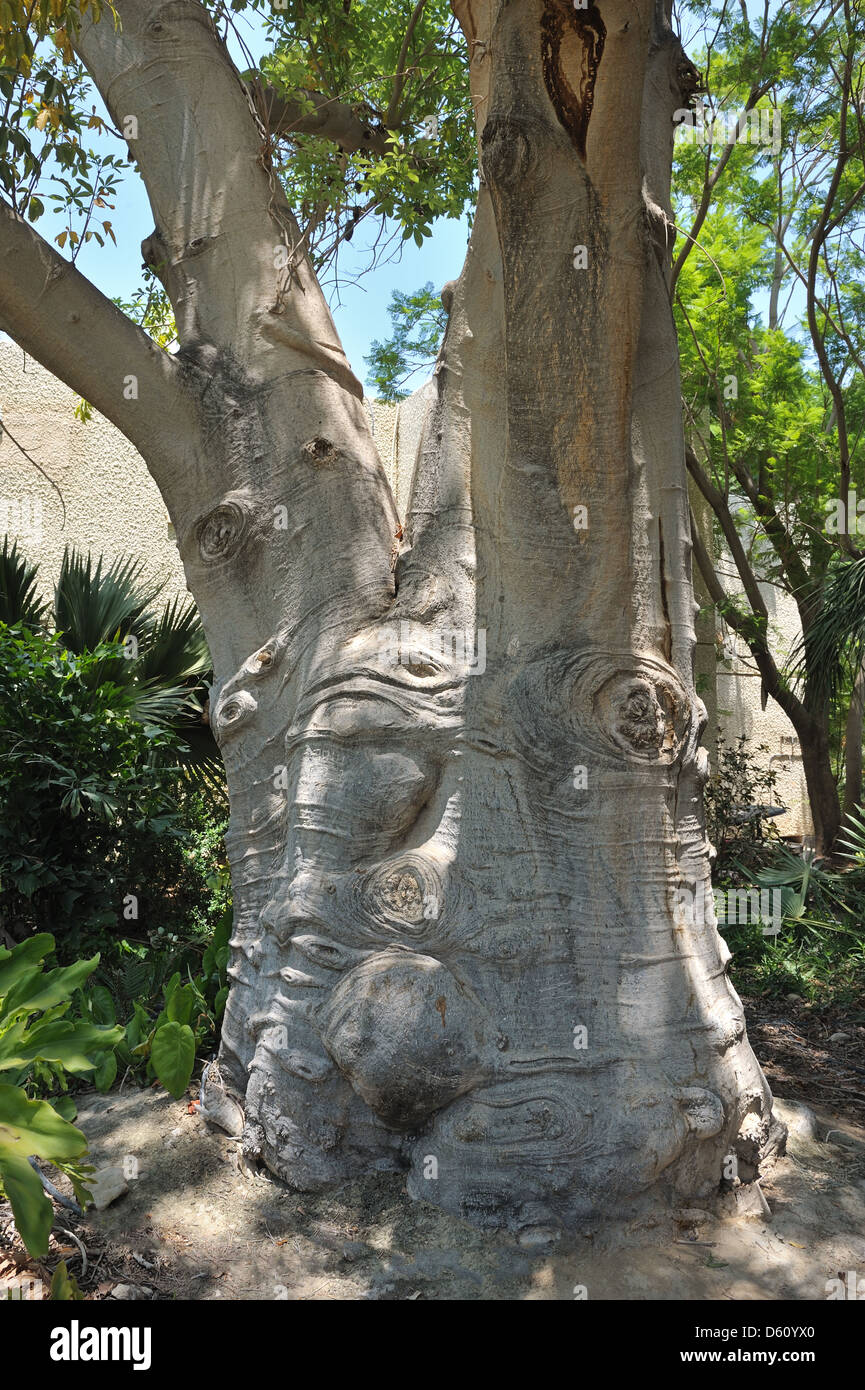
0,0 -> 784,1240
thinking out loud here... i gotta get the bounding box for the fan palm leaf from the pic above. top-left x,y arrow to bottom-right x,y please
53,547 -> 163,655
0,538 -> 49,629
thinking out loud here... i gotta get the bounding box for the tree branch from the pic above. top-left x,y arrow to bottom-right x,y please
685,443 -> 769,624
251,84 -> 389,155
74,0 -> 362,395
386,0 -> 427,127
0,197 -> 191,479
688,501 -> 804,726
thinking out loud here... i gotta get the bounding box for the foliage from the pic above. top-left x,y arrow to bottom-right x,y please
719,813 -> 865,1012
0,541 -> 220,785
673,0 -> 865,846
73,905 -> 232,1099
0,618 -> 231,1105
0,934 -> 121,1255
365,281 -> 446,399
253,0 -> 476,274
0,536 -> 48,628
1,0 -> 476,288
0,0 -> 122,239
50,1260 -> 83,1299
0,623 -> 185,946
0,622 -> 227,962
704,734 -> 783,873
789,554 -> 865,703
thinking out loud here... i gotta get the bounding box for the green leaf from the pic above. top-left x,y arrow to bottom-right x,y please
0,1086 -> 87,1256
89,984 -> 116,1026
166,981 -> 196,1027
93,1049 -> 117,1092
50,1260 -> 84,1300
0,1084 -> 88,1161
150,1021 -> 195,1099
52,1096 -> 78,1123
0,1143 -> 53,1256
0,934 -> 54,1000
0,1020 -> 124,1073
1,954 -> 101,1021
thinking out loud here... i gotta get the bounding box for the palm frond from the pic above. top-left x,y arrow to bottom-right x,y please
136,596 -> 211,686
0,537 -> 48,628
53,548 -> 163,655
788,555 -> 865,700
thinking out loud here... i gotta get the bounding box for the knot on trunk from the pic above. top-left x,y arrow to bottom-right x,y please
196,497 -> 251,564
481,116 -> 546,188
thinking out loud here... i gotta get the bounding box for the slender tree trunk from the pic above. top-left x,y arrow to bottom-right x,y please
793,709 -> 840,854
843,662 -> 865,821
0,0 -> 785,1241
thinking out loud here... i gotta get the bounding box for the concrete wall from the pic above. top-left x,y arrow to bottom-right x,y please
0,341 -> 187,604
713,555 -> 813,843
0,342 -> 432,600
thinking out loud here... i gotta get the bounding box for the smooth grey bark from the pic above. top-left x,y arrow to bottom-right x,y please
0,0 -> 784,1240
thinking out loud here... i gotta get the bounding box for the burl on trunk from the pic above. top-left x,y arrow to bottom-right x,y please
204,0 -> 784,1240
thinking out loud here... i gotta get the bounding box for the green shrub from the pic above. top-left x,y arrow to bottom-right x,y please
0,622 -> 188,957
704,734 -> 782,875
0,935 -> 121,1255
720,825 -> 865,1011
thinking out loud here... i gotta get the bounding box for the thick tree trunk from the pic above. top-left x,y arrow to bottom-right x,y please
1,0 -> 784,1241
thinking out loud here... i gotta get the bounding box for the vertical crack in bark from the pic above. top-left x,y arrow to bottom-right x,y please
658,515 -> 673,663
540,0 -> 606,161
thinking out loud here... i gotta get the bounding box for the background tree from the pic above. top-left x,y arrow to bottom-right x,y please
0,0 -> 785,1238
365,281 -> 447,400
672,0 -> 865,854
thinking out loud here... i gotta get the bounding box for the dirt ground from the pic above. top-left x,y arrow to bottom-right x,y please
3,995 -> 865,1301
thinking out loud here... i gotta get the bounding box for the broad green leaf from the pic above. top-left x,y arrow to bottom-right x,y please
0,934 -> 54,1000
1,954 -> 100,1021
150,1021 -> 195,1099
0,1084 -> 87,1161
89,984 -> 116,1026
0,1020 -> 124,1073
166,982 -> 196,1027
0,1142 -> 53,1257
93,1049 -> 117,1092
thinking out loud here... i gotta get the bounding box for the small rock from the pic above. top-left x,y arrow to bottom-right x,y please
785,993 -> 804,1004
87,1166 -> 128,1210
677,1208 -> 714,1228
829,1031 -> 851,1043
773,1097 -> 819,1142
110,1284 -> 154,1301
